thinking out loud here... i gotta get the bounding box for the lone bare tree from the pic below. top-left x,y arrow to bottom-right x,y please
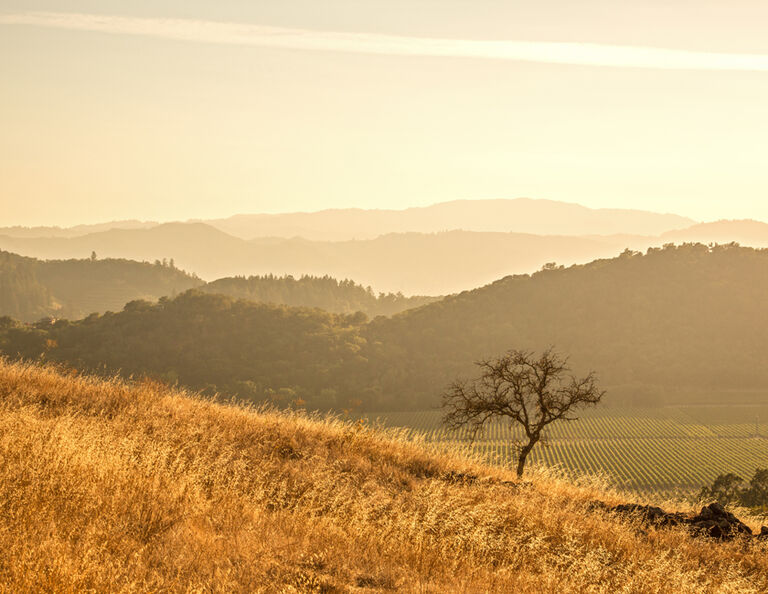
443,348 -> 604,477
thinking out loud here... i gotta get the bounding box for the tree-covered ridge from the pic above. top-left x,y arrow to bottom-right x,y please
200,274 -> 439,317
0,291 -> 369,410
0,250 -> 203,321
36,257 -> 204,319
0,252 -> 50,321
0,250 -> 437,323
363,242 -> 768,407
2,244 -> 768,412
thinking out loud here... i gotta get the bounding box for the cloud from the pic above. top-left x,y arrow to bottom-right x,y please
3,11 -> 768,72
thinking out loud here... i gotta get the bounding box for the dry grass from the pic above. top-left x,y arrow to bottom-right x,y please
0,360 -> 766,592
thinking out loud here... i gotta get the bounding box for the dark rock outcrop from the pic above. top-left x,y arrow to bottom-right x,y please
687,503 -> 752,539
597,500 -> 762,541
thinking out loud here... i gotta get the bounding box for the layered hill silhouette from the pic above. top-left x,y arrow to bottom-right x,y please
12,221 -> 763,296
0,250 -> 435,322
0,224 -> 633,294
2,202 -> 766,295
203,198 -> 695,240
0,220 -> 156,238
3,243 -> 767,411
659,219 -> 768,247
1,198 -> 694,241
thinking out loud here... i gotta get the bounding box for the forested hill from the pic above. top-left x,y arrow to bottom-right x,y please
1,250 -> 436,321
0,292 -> 368,410
200,275 -> 439,317
2,244 -> 768,411
0,252 -> 50,321
0,251 -> 203,321
364,243 -> 768,407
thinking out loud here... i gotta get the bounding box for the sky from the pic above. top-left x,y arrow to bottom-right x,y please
1,1 -> 768,226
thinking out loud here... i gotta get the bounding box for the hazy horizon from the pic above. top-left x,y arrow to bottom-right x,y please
0,196 -> 704,230
3,1 -> 768,227
4,4 -> 768,590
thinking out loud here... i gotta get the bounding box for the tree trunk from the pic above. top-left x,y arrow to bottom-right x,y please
516,437 -> 538,478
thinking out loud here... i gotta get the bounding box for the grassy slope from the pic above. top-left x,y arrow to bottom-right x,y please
1,361 -> 766,593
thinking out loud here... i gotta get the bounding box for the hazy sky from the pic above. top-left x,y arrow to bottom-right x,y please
2,1 -> 768,226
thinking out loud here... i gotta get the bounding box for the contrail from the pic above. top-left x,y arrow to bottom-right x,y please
3,11 -> 768,72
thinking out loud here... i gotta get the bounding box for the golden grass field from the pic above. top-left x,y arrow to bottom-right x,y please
1,359 -> 767,593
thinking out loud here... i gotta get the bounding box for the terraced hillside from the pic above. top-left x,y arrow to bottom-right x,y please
365,406 -> 768,495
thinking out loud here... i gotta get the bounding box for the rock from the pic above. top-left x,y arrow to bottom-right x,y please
758,526 -> 768,540
596,500 -> 754,541
687,503 -> 752,540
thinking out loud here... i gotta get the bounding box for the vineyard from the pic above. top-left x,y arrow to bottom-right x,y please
362,406 -> 768,496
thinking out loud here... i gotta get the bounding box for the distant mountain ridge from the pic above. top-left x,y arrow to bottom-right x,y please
0,226 -> 635,294
0,220 -> 157,238
203,198 -> 696,240
3,201 -> 768,295
2,217 -> 768,295
0,198 -> 694,241
660,219 -> 768,247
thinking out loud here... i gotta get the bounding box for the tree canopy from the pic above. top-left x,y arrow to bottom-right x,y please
699,469 -> 768,511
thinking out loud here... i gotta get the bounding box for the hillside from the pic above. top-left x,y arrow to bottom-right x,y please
0,252 -> 50,321
0,250 -> 203,321
35,258 -> 204,319
363,242 -> 768,408
1,360 -> 766,592
0,292 -> 367,407
200,275 -> 440,317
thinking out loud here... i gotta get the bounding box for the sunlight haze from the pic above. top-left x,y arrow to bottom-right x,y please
2,0 -> 768,225
4,5 -> 768,590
